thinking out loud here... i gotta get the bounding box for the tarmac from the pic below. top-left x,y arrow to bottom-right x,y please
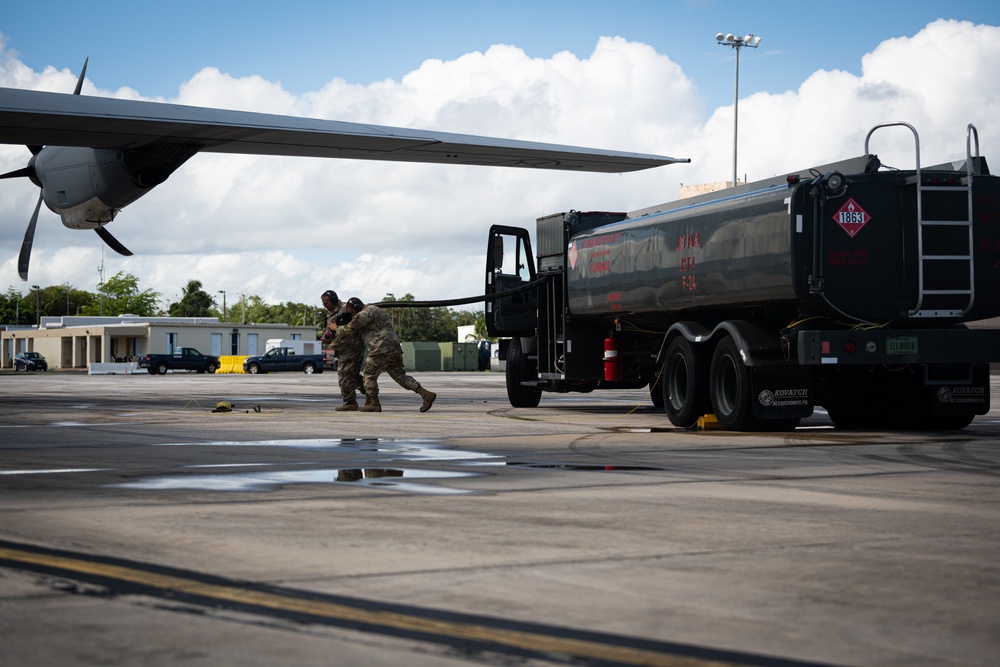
2,369 -> 999,666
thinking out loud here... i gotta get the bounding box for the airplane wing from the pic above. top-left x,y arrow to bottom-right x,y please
0,87 -> 688,173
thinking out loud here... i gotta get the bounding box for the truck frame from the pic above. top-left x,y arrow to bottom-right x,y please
485,123 -> 1000,431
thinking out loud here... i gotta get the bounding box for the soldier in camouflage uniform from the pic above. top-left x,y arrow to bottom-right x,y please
340,297 -> 437,413
320,290 -> 366,411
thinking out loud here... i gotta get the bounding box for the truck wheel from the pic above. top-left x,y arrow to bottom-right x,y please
663,336 -> 709,428
206,362 -> 219,374
649,377 -> 664,408
826,404 -> 882,429
708,336 -> 759,431
506,337 -> 541,408
247,363 -> 261,374
303,362 -> 316,374
156,362 -> 168,375
919,414 -> 975,430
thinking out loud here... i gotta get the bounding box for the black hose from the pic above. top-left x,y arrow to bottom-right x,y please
378,277 -> 547,308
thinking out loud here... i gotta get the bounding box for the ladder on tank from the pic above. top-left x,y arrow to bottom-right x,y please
865,122 -> 979,318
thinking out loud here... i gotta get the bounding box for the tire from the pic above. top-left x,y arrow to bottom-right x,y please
649,375 -> 664,408
303,362 -> 316,374
895,403 -> 975,431
826,405 -> 883,430
708,336 -> 759,431
247,363 -> 261,374
156,362 -> 168,375
506,337 -> 541,408
206,362 -> 219,374
918,414 -> 975,430
663,336 -> 709,428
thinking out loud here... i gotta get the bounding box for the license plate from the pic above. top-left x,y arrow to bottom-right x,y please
887,337 -> 918,355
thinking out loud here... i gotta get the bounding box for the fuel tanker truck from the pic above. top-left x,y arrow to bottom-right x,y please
484,122 -> 1000,431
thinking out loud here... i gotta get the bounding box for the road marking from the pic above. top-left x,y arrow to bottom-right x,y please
0,541 -> 832,667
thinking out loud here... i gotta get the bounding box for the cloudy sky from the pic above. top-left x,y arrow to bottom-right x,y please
1,0 -> 999,311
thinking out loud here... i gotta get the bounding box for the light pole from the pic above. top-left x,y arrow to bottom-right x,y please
218,290 -> 227,322
716,32 -> 762,187
32,285 -> 40,326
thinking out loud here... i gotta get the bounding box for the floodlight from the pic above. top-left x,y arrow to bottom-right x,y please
714,30 -> 764,187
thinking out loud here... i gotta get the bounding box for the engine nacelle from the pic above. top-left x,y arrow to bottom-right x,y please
33,145 -> 188,229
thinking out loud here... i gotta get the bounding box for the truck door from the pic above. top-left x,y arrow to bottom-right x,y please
485,225 -> 537,337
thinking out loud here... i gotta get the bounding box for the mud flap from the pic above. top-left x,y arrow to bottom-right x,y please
750,366 -> 814,419
924,364 -> 990,416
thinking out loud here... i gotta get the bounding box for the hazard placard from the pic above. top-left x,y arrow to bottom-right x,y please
568,241 -> 579,269
833,198 -> 871,238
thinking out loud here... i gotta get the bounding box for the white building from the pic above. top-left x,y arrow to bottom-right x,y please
2,315 -> 317,370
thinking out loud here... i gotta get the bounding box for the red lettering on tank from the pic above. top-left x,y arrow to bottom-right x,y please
676,233 -> 702,251
579,232 -> 623,249
848,249 -> 870,266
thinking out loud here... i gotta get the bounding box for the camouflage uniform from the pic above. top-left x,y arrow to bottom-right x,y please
327,308 -> 365,404
341,304 -> 435,411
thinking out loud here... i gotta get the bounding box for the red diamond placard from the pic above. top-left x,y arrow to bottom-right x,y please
833,198 -> 871,238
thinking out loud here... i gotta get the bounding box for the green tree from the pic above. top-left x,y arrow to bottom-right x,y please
169,280 -> 215,317
238,295 -> 323,330
79,273 -> 158,316
63,285 -> 96,316
0,287 -> 24,325
1,284 -> 100,323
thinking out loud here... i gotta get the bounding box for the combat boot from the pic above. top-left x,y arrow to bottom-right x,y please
417,387 -> 437,412
335,400 -> 358,412
359,393 -> 381,412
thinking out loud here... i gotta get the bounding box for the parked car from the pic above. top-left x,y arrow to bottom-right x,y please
243,346 -> 325,374
13,351 -> 48,371
137,348 -> 220,375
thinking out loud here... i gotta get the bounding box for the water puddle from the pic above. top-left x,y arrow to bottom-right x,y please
154,438 -> 501,462
107,467 -> 480,494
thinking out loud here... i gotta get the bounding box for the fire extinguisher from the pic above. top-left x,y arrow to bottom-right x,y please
604,335 -> 622,381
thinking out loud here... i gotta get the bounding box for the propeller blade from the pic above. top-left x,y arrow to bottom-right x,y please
18,193 -> 44,281
95,226 -> 134,257
73,57 -> 89,96
0,167 -> 34,180
13,58 -> 90,280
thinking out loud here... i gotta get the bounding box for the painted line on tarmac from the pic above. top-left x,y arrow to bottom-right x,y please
0,540 -> 835,667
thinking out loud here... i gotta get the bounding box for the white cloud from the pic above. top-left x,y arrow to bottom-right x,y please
2,20 -> 999,309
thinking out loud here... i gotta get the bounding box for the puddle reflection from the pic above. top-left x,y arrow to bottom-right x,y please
155,438 -> 500,462
107,467 -> 480,494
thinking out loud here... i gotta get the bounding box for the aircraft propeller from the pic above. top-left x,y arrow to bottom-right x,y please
0,57 -> 133,281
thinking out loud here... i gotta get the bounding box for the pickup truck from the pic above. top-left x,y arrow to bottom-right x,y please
243,347 -> 325,374
138,348 -> 220,375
